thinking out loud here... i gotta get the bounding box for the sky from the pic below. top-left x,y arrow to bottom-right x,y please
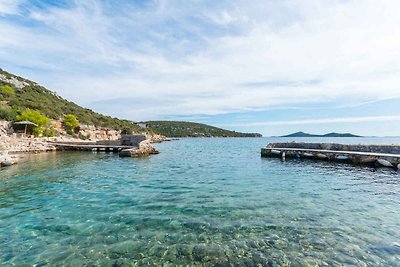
1,0 -> 400,136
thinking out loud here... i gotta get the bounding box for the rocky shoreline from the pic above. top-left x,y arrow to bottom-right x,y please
0,120 -> 168,167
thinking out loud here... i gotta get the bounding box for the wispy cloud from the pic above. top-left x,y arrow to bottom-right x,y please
0,0 -> 24,15
223,115 -> 400,127
1,0 -> 400,127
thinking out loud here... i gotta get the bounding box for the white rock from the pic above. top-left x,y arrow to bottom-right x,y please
1,160 -> 13,166
377,159 -> 393,167
316,153 -> 328,159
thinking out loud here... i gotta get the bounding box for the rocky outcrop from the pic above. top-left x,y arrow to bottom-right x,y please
0,121 -> 13,136
78,125 -> 121,141
0,135 -> 57,153
0,151 -> 18,166
119,140 -> 159,157
0,74 -> 30,89
148,134 -> 168,143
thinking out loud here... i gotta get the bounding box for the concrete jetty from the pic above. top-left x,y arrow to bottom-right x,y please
47,134 -> 147,153
261,142 -> 400,169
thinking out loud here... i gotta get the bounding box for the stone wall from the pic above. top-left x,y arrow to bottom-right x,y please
267,142 -> 400,154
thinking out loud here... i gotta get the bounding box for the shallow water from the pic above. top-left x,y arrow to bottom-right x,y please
1,137 -> 400,266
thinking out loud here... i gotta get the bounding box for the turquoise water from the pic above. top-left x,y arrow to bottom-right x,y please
1,137 -> 400,266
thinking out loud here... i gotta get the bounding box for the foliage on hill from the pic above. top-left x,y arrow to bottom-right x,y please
0,69 -> 140,133
281,131 -> 361,137
146,121 -> 262,137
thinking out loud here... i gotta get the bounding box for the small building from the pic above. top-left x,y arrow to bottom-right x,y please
133,121 -> 147,128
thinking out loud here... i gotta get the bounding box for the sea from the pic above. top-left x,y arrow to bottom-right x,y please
1,137 -> 400,266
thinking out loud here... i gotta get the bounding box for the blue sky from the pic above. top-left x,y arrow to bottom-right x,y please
1,0 -> 400,136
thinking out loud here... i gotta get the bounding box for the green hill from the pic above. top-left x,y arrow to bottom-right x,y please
0,68 -> 261,137
281,131 -> 361,137
146,121 -> 262,137
0,68 -> 140,132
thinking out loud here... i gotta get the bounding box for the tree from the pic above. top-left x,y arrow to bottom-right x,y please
16,108 -> 51,137
16,109 -> 50,127
63,114 -> 79,134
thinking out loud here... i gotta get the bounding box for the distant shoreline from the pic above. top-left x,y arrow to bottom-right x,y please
280,131 -> 361,138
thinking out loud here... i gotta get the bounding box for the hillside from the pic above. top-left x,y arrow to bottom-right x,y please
0,68 -> 140,132
146,121 -> 262,137
281,131 -> 361,138
0,69 -> 261,138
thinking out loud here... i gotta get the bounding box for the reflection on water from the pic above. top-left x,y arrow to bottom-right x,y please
1,138 -> 400,266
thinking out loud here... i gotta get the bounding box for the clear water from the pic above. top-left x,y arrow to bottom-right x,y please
1,137 -> 400,266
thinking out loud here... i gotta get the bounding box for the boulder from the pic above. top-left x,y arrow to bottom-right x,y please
119,140 -> 159,157
377,159 -> 393,168
0,152 -> 18,167
315,153 -> 328,160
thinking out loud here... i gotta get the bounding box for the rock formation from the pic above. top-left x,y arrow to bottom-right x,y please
119,140 -> 159,157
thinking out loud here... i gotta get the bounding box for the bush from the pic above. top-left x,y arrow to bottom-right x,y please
63,114 -> 79,134
0,85 -> 15,96
43,127 -> 56,137
16,108 -> 50,126
0,107 -> 17,121
16,108 -> 51,137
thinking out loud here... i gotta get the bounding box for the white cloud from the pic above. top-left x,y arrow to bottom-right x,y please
222,115 -> 400,127
0,0 -> 23,15
1,0 -> 400,120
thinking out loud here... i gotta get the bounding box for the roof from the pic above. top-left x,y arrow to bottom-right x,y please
13,120 -> 38,127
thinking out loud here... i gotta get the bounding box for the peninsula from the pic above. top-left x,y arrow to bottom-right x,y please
0,68 -> 260,165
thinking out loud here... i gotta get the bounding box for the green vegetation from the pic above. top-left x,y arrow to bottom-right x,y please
63,114 -> 79,135
146,121 -> 262,137
0,68 -> 141,133
15,108 -> 54,137
0,68 -> 262,138
0,84 -> 15,96
281,131 -> 361,137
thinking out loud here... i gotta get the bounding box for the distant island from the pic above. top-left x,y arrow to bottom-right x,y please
281,131 -> 361,138
146,121 -> 262,138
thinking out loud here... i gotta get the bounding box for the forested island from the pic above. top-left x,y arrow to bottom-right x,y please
146,121 -> 262,137
281,131 -> 361,138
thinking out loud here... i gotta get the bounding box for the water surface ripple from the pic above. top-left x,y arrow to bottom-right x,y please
1,138 -> 400,266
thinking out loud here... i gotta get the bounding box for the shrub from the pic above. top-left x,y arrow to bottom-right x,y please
16,108 -> 51,137
0,107 -> 17,121
43,127 -> 56,137
0,85 -> 15,96
63,114 -> 79,134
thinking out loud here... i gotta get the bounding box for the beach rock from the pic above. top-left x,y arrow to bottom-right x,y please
397,164 -> 400,170
119,140 -> 159,157
316,153 -> 328,160
0,152 -> 18,167
377,159 -> 393,168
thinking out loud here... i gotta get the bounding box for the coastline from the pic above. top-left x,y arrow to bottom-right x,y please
0,132 -> 168,167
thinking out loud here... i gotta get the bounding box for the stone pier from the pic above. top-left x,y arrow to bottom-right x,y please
261,142 -> 400,169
